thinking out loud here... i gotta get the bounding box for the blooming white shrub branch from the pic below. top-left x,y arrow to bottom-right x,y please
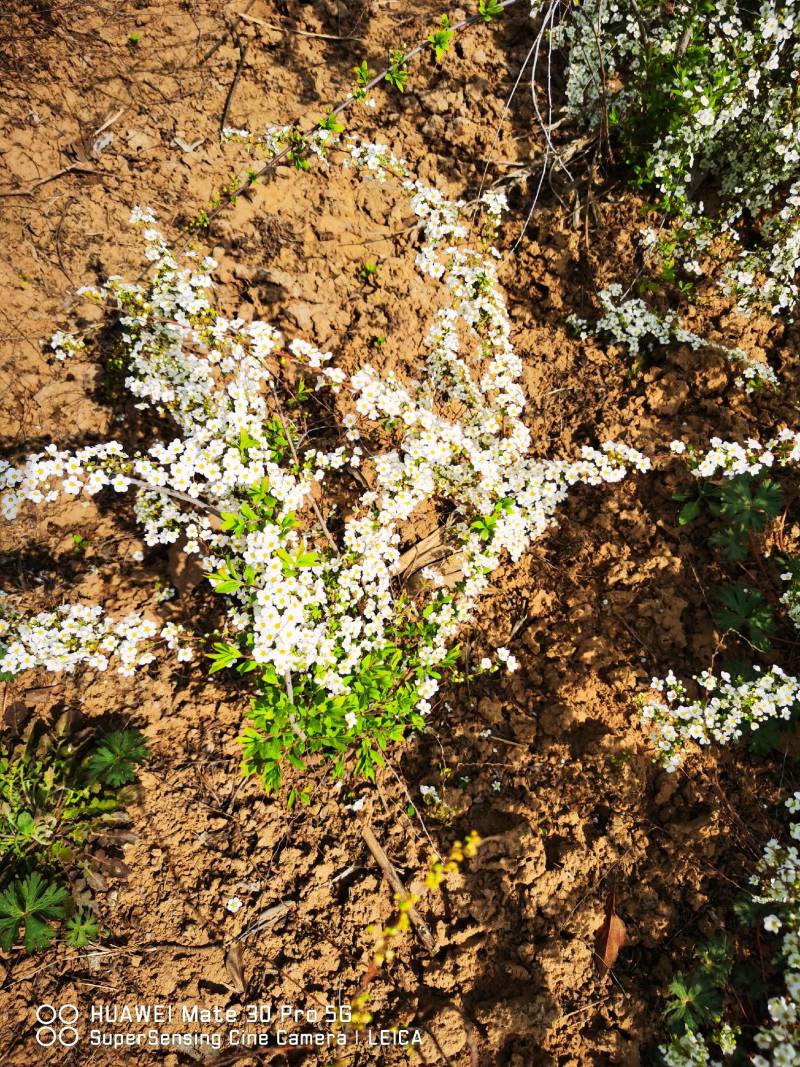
570,283 -> 779,392
553,1 -> 800,316
0,137 -> 651,788
637,667 -> 800,773
670,431 -> 800,481
749,792 -> 800,1066
0,604 -> 192,678
781,572 -> 800,633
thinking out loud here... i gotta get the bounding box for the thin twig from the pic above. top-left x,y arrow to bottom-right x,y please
283,669 -> 308,742
361,824 -> 436,953
219,29 -> 248,142
238,11 -> 362,41
267,380 -> 339,554
125,475 -> 223,518
199,0 -> 256,64
54,196 -> 77,286
0,164 -> 96,198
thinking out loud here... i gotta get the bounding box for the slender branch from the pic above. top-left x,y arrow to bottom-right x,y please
219,27 -> 248,142
0,164 -> 97,198
283,669 -> 308,743
238,11 -> 362,41
126,475 -> 224,518
361,824 -> 436,953
197,0 -> 520,230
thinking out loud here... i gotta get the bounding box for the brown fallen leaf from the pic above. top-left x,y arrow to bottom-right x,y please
224,943 -> 246,995
594,890 -> 627,974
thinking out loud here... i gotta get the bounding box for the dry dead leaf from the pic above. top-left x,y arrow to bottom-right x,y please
224,943 -> 246,994
594,890 -> 627,973
168,541 -> 205,595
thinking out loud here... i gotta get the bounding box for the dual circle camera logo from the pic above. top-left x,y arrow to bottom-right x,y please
35,1004 -> 81,1048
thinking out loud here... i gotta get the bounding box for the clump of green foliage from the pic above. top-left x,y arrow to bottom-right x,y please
677,474 -> 783,564
666,936 -> 733,1034
675,472 -> 787,655
0,717 -> 148,952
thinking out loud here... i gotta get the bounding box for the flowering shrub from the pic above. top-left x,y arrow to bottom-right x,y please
554,1 -> 800,315
781,570 -> 800,632
661,792 -> 800,1066
568,283 -> 779,390
0,139 -> 650,793
638,428 -> 800,771
672,432 -> 800,481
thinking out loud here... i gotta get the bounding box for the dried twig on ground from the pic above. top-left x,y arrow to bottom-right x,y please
361,824 -> 436,953
238,11 -> 362,41
219,26 -> 248,142
0,164 -> 96,198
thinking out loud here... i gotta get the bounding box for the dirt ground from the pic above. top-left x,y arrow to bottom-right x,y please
1,1 -> 799,1065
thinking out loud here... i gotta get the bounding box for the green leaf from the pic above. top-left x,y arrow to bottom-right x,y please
15,811 -> 36,837
208,641 -> 242,674
678,498 -> 701,525
427,16 -> 454,62
0,873 -> 67,952
385,50 -> 408,92
478,0 -> 503,21
713,583 -> 774,651
208,567 -> 242,594
296,551 -> 320,568
320,112 -> 344,133
64,909 -> 100,948
87,730 -> 149,787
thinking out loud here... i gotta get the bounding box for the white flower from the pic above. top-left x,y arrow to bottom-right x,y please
226,897 -> 243,914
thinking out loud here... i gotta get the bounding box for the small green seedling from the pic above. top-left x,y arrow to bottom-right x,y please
72,533 -> 89,555
0,874 -> 68,953
385,50 -> 409,92
358,261 -> 379,283
428,15 -> 455,62
478,0 -> 503,22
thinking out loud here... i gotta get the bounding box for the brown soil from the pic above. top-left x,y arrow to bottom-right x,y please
1,3 -> 799,1066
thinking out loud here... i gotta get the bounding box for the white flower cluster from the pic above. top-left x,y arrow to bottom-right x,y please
750,793 -> 800,1066
570,283 -> 779,391
781,572 -> 800,632
49,330 -> 86,362
672,429 -> 800,480
638,667 -> 800,772
0,603 -> 192,678
661,1029 -> 720,1067
554,1 -> 800,316
222,123 -> 339,162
